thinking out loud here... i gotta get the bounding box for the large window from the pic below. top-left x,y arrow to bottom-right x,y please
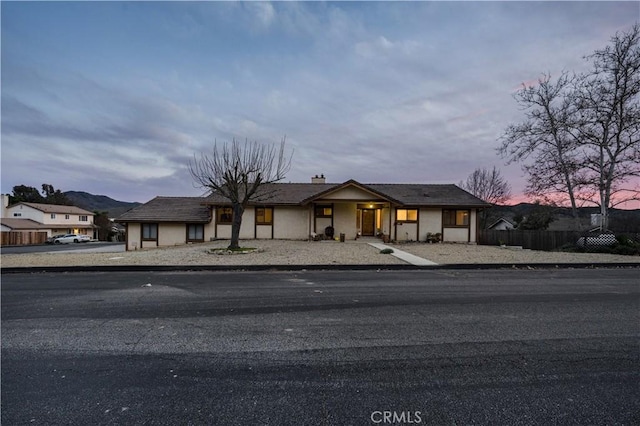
443,210 -> 470,226
396,209 -> 418,222
256,207 -> 273,225
217,207 -> 233,224
79,215 -> 88,222
315,205 -> 333,218
142,223 -> 158,240
187,224 -> 204,242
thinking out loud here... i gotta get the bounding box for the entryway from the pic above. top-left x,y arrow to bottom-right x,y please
361,209 -> 375,236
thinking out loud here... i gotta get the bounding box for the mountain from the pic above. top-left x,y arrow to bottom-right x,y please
64,191 -> 141,218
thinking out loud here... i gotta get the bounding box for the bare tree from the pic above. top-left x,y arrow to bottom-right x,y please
460,166 -> 511,228
498,72 -> 583,228
189,137 -> 292,249
499,25 -> 640,231
460,166 -> 512,205
574,24 -> 640,230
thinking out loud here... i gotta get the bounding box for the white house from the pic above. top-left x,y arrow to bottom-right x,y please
2,196 -> 96,238
116,177 -> 491,251
487,217 -> 515,231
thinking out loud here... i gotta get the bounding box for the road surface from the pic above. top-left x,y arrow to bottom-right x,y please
2,269 -> 638,425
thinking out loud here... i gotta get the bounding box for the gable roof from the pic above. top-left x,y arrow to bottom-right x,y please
204,180 -> 490,208
10,202 -> 94,216
487,217 -> 515,229
300,179 -> 403,204
116,197 -> 211,223
0,218 -> 50,230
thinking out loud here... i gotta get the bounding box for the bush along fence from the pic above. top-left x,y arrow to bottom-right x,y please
477,230 -> 640,253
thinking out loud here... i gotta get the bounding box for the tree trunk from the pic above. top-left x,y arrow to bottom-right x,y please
229,203 -> 245,249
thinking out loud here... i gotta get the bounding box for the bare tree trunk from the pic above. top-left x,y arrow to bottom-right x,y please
229,204 -> 245,249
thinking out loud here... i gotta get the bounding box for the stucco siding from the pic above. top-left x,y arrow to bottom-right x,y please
442,227 -> 469,242
158,223 -> 186,246
141,240 -> 158,249
395,222 -> 418,241
380,206 -> 392,237
6,206 -> 44,223
127,224 -> 141,250
469,209 -> 478,243
323,187 -> 380,200
314,217 -> 332,235
274,207 -> 309,239
333,203 -> 357,240
419,209 -> 442,241
256,225 -> 272,239
216,225 -> 231,239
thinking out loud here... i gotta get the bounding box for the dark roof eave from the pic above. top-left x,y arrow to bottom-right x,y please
115,219 -> 210,224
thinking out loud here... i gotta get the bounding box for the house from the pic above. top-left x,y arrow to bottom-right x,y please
2,196 -> 96,238
116,177 -> 490,251
487,217 -> 515,231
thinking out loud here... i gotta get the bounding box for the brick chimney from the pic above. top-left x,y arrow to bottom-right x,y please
311,174 -> 326,184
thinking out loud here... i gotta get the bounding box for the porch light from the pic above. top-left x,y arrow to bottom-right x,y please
369,204 -> 373,208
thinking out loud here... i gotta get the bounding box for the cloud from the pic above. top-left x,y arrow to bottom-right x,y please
2,2 -> 638,205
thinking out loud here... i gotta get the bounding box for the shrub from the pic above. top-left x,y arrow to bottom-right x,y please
380,248 -> 394,254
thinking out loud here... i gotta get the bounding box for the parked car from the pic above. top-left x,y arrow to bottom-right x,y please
53,234 -> 91,244
46,234 -> 66,244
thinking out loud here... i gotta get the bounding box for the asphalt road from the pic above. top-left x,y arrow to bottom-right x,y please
2,269 -> 638,425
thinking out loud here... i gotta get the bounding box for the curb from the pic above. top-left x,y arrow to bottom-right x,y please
1,262 -> 639,274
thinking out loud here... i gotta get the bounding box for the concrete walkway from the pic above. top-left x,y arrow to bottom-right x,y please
368,243 -> 438,266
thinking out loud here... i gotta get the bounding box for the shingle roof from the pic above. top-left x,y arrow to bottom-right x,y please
205,181 -> 490,207
366,184 -> 490,207
116,197 -> 211,223
205,183 -> 338,205
14,202 -> 94,215
0,218 -> 50,230
118,181 -> 490,223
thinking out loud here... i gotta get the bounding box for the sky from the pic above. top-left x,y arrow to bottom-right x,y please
1,1 -> 638,206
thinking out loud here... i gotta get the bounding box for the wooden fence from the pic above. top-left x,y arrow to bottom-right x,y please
1,231 -> 48,246
478,230 -> 582,251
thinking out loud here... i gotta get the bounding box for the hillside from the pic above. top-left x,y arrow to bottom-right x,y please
64,191 -> 141,218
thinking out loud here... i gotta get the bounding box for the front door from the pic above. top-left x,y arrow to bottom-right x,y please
362,209 -> 375,236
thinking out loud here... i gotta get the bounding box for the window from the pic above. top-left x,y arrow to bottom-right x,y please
79,215 -> 88,222
13,213 -> 21,217
315,205 -> 333,217
217,207 -> 233,224
443,210 -> 470,226
65,214 -> 70,220
396,209 -> 418,222
187,224 -> 204,242
51,213 -> 56,219
142,223 -> 158,240
256,207 -> 273,225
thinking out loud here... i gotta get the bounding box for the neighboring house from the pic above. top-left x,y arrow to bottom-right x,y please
487,217 -> 515,231
3,199 -> 96,238
116,177 -> 491,251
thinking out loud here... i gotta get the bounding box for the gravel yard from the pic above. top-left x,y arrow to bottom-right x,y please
1,239 -> 638,268
389,242 -> 640,265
